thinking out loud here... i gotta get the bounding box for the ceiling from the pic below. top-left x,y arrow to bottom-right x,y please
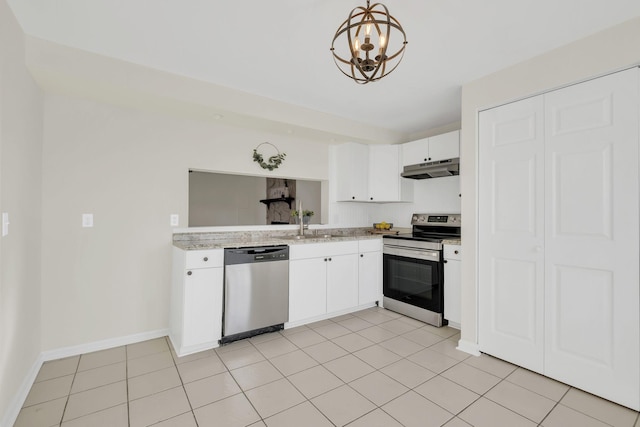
7,0 -> 640,143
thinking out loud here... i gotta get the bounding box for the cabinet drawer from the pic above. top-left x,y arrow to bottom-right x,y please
359,238 -> 382,253
443,245 -> 461,261
186,249 -> 224,269
290,241 -> 358,260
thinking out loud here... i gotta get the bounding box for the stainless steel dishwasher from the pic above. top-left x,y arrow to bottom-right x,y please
222,245 -> 289,344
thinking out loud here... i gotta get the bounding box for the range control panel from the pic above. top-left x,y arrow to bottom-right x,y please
411,213 -> 461,226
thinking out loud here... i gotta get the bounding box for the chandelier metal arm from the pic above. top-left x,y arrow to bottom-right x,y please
330,0 -> 407,84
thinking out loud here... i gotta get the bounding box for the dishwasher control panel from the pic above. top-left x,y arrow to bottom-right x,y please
225,245 -> 289,265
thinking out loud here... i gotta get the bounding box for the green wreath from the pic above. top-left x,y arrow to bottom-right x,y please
253,142 -> 286,171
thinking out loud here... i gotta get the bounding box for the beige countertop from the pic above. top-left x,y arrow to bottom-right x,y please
173,228 -> 382,251
442,239 -> 462,245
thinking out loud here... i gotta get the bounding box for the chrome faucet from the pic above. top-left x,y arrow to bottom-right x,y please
298,200 -> 304,236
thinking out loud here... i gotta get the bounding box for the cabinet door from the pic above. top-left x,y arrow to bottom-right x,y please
369,145 -> 401,201
428,130 -> 460,161
543,69 -> 639,409
443,259 -> 461,328
326,254 -> 359,313
183,267 -> 223,348
289,258 -> 327,322
358,251 -> 381,305
402,138 -> 429,166
334,143 -> 369,201
478,95 -> 545,373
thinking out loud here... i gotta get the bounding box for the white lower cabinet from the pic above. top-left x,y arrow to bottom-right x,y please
443,244 -> 461,328
289,257 -> 328,322
358,239 -> 382,305
289,239 -> 380,325
326,254 -> 359,313
170,248 -> 224,357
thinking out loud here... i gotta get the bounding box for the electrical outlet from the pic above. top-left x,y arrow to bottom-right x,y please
2,212 -> 8,236
170,214 -> 179,227
82,213 -> 93,228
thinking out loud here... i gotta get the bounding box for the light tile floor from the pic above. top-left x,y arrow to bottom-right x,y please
13,307 -> 640,427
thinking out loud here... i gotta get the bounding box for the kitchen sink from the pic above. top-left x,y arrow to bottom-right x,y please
282,234 -> 334,240
282,235 -> 307,240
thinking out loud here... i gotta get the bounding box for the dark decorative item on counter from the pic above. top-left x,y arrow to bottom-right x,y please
253,142 -> 286,171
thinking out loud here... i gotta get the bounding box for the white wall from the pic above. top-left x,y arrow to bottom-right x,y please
0,0 -> 43,423
374,176 -> 461,227
40,94 -> 331,350
189,172 -> 267,226
296,180 -> 322,225
459,17 -> 640,349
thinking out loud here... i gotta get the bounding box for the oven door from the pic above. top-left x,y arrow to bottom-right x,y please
383,245 -> 444,314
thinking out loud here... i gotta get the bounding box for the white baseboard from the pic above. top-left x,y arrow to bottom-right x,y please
2,328 -> 169,427
41,329 -> 169,362
1,353 -> 45,427
456,339 -> 481,356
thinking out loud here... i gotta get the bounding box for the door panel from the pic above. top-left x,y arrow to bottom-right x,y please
492,157 -> 537,234
551,94 -> 612,136
327,254 -> 359,313
551,145 -> 613,238
544,69 -> 639,409
184,268 -> 223,347
548,265 -> 613,366
491,258 -> 538,342
289,258 -> 327,323
479,95 -> 545,373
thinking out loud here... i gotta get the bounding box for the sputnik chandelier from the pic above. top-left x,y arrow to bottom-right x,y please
331,0 -> 407,84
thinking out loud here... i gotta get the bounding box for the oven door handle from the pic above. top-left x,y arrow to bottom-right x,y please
383,245 -> 440,262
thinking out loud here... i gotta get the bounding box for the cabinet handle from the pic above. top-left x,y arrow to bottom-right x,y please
454,250 -> 459,254
424,158 -> 428,162
352,196 -> 355,200
328,258 -> 332,261
203,257 -> 209,262
187,271 -> 193,276
428,157 -> 432,161
443,260 -> 448,263
324,258 -> 328,262
370,197 -> 373,201
360,254 -> 364,257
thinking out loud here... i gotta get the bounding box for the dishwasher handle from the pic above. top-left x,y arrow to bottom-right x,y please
225,245 -> 289,265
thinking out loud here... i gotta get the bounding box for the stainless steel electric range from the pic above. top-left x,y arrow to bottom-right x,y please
382,213 -> 461,327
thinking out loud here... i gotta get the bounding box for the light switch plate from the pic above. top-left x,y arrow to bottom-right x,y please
2,212 -> 8,236
82,213 -> 93,228
170,214 -> 179,227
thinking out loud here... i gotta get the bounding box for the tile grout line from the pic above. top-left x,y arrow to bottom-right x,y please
58,356 -> 80,426
125,344 -> 131,427
165,336 -> 199,427
537,386 -> 571,426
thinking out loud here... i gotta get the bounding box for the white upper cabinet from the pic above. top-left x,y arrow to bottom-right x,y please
402,130 -> 460,166
368,145 -> 413,202
333,143 -> 413,202
334,142 -> 369,201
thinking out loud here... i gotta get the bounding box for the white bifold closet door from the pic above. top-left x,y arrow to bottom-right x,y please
479,68 -> 639,410
478,95 -> 545,373
543,69 -> 639,409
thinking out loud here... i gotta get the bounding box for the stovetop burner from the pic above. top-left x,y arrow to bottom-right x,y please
383,213 -> 461,249
386,233 -> 447,243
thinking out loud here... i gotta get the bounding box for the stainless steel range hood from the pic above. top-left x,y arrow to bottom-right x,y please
401,158 -> 460,179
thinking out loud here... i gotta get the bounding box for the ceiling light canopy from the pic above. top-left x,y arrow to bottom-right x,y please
331,0 -> 407,84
